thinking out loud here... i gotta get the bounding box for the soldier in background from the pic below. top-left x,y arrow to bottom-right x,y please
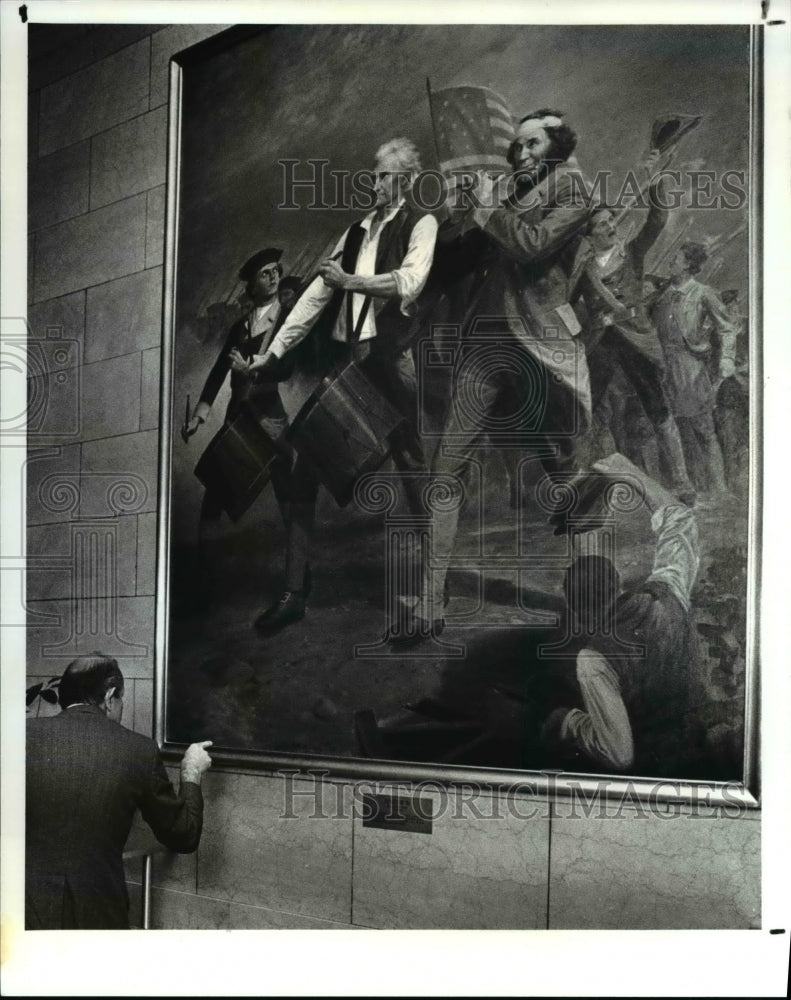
650,243 -> 739,503
572,151 -> 695,504
714,288 -> 749,496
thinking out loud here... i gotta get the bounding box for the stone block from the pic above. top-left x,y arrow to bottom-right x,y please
90,107 -> 167,210
38,39 -> 150,156
79,429 -> 158,517
78,353 -> 142,442
29,140 -> 90,232
145,186 -> 166,269
85,268 -> 162,364
33,195 -> 147,303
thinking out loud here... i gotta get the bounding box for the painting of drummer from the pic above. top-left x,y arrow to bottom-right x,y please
234,137 -> 439,636
182,247 -> 294,608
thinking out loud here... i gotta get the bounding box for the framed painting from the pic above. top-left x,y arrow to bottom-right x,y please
156,22 -> 760,806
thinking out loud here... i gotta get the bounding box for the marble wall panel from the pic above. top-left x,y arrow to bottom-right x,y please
352,785 -> 550,929
197,771 -> 353,923
549,805 -> 761,929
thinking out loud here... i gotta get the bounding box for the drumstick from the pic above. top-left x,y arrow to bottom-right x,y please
181,394 -> 191,444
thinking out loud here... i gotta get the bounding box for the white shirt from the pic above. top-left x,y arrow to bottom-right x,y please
248,299 -> 281,352
594,244 -> 619,270
267,201 -> 438,359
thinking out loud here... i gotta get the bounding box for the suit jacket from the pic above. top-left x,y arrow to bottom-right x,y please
26,706 -> 203,930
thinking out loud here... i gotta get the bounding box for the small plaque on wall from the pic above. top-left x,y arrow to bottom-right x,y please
362,793 -> 433,835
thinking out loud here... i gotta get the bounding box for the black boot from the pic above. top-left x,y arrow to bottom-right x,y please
254,564 -> 312,635
254,590 -> 306,635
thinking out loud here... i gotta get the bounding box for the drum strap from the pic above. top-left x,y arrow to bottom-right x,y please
349,296 -> 373,343
345,213 -> 404,343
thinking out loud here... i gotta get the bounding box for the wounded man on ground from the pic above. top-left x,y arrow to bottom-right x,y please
541,453 -> 707,778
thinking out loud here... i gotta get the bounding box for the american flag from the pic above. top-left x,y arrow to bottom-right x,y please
427,83 -> 514,176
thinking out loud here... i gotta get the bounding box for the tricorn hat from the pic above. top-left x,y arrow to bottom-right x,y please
239,247 -> 283,282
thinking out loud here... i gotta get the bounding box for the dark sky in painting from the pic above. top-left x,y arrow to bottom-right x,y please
170,24 -> 751,536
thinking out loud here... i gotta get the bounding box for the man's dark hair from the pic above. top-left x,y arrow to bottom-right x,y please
516,108 -> 578,163
58,654 -> 124,709
680,241 -> 708,275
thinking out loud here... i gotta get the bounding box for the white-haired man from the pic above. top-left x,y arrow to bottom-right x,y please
233,137 -> 438,634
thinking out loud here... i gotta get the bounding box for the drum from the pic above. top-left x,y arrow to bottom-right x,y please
288,361 -> 406,507
194,406 -> 280,522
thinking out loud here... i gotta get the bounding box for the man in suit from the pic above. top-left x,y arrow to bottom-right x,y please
239,138 -> 438,635
183,248 -> 307,606
390,109 -> 593,643
26,654 -> 212,929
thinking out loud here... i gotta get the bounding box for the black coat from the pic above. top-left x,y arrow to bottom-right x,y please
199,304 -> 290,424
26,706 -> 203,929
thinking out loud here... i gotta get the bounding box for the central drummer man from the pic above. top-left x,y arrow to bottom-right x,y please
234,137 -> 438,635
